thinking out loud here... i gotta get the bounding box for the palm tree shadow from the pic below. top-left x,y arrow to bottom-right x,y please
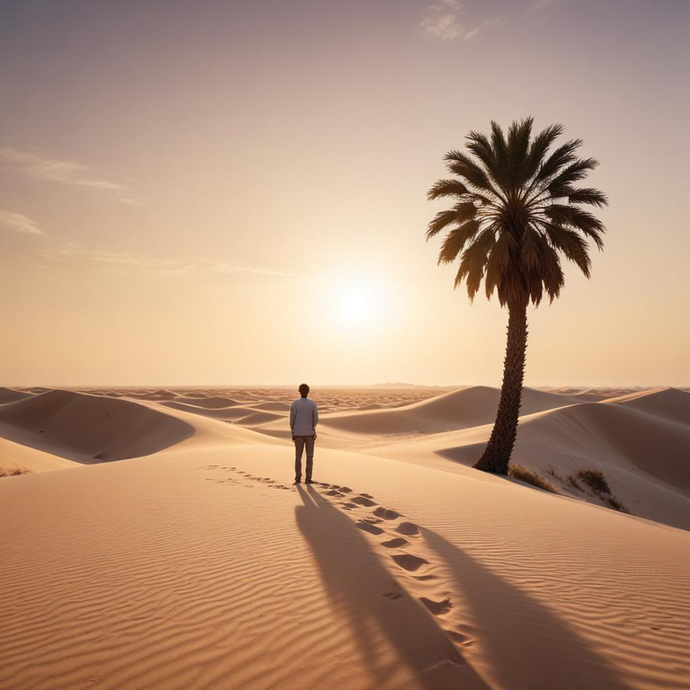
295,486 -> 491,690
422,528 -> 634,690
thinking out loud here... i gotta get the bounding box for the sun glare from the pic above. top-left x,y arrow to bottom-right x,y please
324,275 -> 390,332
338,286 -> 374,322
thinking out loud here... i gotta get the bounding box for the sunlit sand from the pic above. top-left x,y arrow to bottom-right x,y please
1,385 -> 688,689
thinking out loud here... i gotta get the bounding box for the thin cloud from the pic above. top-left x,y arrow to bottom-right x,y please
421,0 -> 479,41
0,147 -> 139,204
532,0 -> 552,10
0,209 -> 43,235
40,245 -> 292,280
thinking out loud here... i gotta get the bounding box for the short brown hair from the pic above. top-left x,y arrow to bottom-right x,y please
298,383 -> 310,396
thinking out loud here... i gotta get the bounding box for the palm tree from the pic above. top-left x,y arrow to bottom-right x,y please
426,117 -> 607,475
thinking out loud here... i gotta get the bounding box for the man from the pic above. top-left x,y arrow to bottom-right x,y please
290,383 -> 318,484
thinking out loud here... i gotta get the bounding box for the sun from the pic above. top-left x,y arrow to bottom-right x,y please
324,275 -> 390,332
338,286 -> 375,323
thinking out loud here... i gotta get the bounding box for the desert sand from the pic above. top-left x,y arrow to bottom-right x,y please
1,385 -> 689,689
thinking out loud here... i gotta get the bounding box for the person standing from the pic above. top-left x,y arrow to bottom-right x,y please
290,383 -> 318,484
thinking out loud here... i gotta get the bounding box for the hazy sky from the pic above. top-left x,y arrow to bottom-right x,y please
1,0 -> 688,387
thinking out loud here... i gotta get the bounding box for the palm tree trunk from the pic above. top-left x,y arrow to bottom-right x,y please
474,295 -> 528,474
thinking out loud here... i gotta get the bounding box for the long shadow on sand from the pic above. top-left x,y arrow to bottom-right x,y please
422,529 -> 634,690
295,486 -> 490,690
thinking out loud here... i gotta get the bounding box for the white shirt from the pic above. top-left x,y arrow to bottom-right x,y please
290,397 -> 319,436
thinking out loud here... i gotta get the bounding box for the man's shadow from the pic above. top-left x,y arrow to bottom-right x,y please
422,528 -> 634,689
295,485 -> 490,689
296,486 -> 634,690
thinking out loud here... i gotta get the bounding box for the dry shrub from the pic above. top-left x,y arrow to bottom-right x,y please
0,466 -> 32,478
575,469 -> 610,495
509,464 -> 559,494
568,468 -> 631,514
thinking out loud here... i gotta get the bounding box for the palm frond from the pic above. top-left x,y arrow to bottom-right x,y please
445,150 -> 504,200
437,220 -> 481,264
456,228 -> 496,299
427,179 -> 470,201
426,202 -> 479,240
523,123 -> 563,180
541,222 -> 592,277
507,117 -> 533,173
547,158 -> 598,191
484,232 -> 517,301
490,121 -> 508,167
567,187 -> 608,208
545,206 -> 605,249
535,139 -> 582,183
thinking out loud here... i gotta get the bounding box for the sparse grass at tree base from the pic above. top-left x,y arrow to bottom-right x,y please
603,495 -> 631,514
509,464 -> 559,493
0,466 -> 32,478
565,468 -> 631,514
575,469 -> 611,494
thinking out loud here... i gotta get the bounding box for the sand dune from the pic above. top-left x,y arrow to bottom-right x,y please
538,399 -> 690,488
0,435 -> 79,473
173,396 -> 241,408
314,386 -> 577,436
0,386 -> 688,689
161,401 -> 286,427
1,432 -> 688,689
369,390 -> 690,530
602,387 -> 690,425
0,389 -> 194,462
248,401 -> 292,411
235,410 -> 285,426
162,400 -> 251,421
0,387 -> 33,404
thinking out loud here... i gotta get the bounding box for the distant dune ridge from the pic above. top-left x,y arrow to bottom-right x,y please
0,387 -> 33,404
316,386 -> 580,435
0,384 -> 689,689
0,389 -> 194,462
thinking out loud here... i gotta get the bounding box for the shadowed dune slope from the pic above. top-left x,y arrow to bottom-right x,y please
172,396 -> 241,408
235,410 -> 285,426
249,401 -> 292,411
162,400 -> 249,420
530,401 -> 690,490
0,388 -> 34,404
0,390 -> 194,462
603,387 -> 690,425
431,399 -> 690,490
160,402 -> 286,426
320,386 -> 577,435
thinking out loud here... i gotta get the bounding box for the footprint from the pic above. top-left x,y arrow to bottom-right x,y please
373,507 -> 401,520
395,522 -> 419,536
362,517 -> 383,525
339,487 -> 352,493
391,554 -> 428,572
383,590 -> 404,600
445,630 -> 473,646
352,496 -> 377,507
381,537 -> 408,548
360,493 -> 374,499
420,597 -> 453,615
327,490 -> 344,497
357,521 -> 385,535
